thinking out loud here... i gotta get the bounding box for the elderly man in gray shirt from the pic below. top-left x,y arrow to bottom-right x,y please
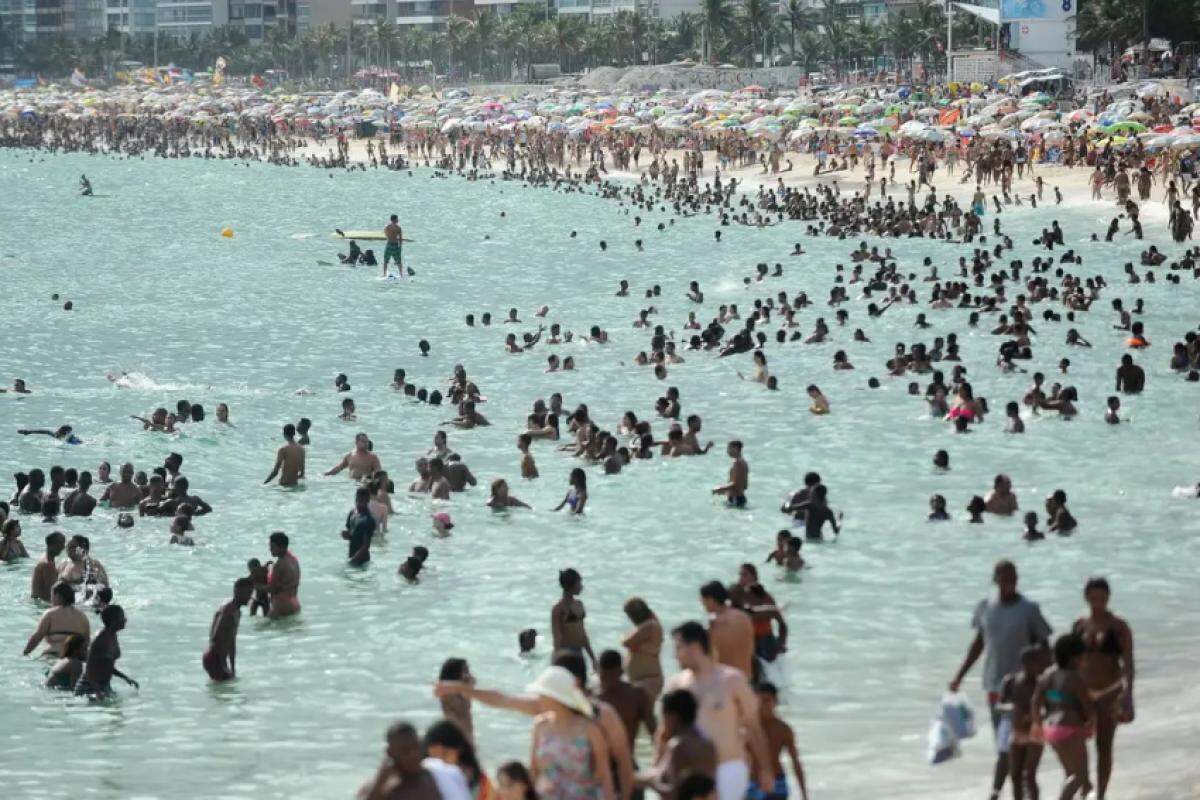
950,559 -> 1052,800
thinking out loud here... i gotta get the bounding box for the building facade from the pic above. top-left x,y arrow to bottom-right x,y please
1,0 -> 107,41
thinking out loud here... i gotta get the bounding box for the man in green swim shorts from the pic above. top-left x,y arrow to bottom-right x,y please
383,214 -> 403,278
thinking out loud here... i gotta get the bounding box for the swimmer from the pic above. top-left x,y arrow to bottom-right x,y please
325,432 -> 382,480
17,425 -> 82,445
806,385 -> 829,415
487,478 -> 531,510
711,440 -> 749,507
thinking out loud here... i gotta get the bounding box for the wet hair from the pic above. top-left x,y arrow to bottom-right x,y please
677,773 -> 716,800
661,688 -> 699,727
1084,576 -> 1111,595
100,604 -> 124,627
439,657 -> 469,681
387,721 -> 418,741
497,762 -> 538,800
52,582 -> 76,605
61,633 -> 87,661
423,720 -> 480,786
269,531 -> 289,548
558,567 -> 581,591
623,597 -> 653,625
553,650 -> 588,685
671,620 -> 710,652
699,580 -> 728,604
1053,633 -> 1086,669
598,649 -> 623,672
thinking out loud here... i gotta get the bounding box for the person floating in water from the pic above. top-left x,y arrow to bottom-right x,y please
18,425 -> 82,445
79,175 -> 93,196
339,239 -> 362,265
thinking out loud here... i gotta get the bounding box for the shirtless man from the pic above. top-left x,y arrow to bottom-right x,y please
700,581 -> 755,677
682,415 -> 713,455
203,578 -> 252,681
444,401 -> 489,429
597,649 -> 657,752
425,458 -> 452,500
1115,354 -> 1145,394
443,455 -> 476,492
63,472 -> 97,517
267,531 -> 301,618
638,689 -> 716,798
711,440 -> 749,507
748,683 -> 809,800
31,531 -> 66,602
383,214 -> 403,278
264,423 -> 306,487
155,477 -> 212,517
100,463 -> 141,509
358,722 -> 442,800
665,621 -> 773,800
326,432 -> 382,480
984,473 -> 1019,516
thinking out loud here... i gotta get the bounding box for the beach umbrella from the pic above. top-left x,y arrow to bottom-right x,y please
1106,121 -> 1147,135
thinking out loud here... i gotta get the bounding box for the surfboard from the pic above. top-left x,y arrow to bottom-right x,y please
333,230 -> 387,241
331,230 -> 415,242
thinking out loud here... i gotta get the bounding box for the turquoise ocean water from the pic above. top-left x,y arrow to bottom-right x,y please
1,150 -> 1198,799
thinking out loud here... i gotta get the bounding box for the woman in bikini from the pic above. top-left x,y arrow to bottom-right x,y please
1032,634 -> 1095,800
553,469 -> 587,515
1072,578 -> 1134,800
551,568 -> 596,670
620,598 -> 664,701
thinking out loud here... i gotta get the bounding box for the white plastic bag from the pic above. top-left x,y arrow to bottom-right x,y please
996,714 -> 1013,755
927,716 -> 961,765
941,692 -> 977,740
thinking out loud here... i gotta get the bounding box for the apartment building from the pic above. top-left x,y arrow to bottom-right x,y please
105,0 -> 158,33
0,0 -> 107,40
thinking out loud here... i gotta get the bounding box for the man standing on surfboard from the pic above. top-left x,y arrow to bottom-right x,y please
383,214 -> 403,278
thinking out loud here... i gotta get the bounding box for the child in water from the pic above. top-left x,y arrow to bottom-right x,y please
997,645 -> 1050,800
1022,512 -> 1045,542
247,559 -> 272,616
928,495 -> 950,521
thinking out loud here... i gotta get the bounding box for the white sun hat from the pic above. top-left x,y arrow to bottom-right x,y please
526,667 -> 593,718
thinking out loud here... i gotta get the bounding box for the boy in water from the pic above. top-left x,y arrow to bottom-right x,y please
247,559 -> 272,616
998,645 -> 1049,800
1022,512 -> 1045,542
748,682 -> 809,800
517,433 -> 538,479
711,440 -> 749,507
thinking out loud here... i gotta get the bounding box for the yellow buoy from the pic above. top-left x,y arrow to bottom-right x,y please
221,227 -> 234,238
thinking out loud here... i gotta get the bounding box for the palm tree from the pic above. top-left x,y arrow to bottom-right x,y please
497,15 -> 523,78
442,14 -> 473,77
474,9 -> 498,77
740,0 -> 773,66
819,4 -> 848,76
547,14 -> 582,71
313,23 -> 339,78
368,19 -> 397,70
700,0 -> 733,64
669,12 -> 699,62
509,5 -> 543,80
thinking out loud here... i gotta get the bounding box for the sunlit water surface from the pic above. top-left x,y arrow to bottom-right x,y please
1,151 -> 1198,800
